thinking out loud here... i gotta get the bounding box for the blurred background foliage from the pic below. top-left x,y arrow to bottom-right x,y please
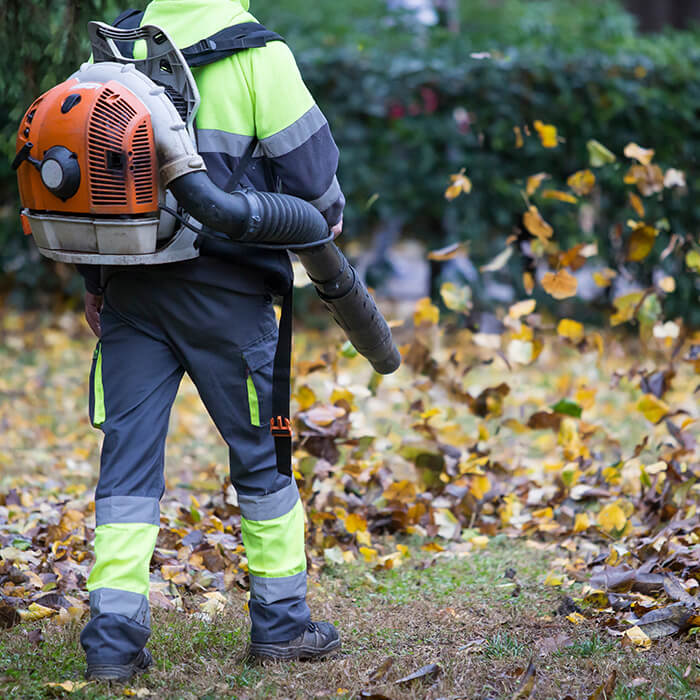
1,0 -> 699,322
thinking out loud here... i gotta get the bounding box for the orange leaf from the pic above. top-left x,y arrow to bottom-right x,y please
542,189 -> 578,204
567,169 -> 596,195
526,172 -> 549,196
523,205 -> 553,242
624,142 -> 655,165
542,270 -> 578,300
534,120 -> 558,148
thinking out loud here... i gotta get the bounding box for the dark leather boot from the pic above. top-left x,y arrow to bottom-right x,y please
249,621 -> 341,661
86,648 -> 153,681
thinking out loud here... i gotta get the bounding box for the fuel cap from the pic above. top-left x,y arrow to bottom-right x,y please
40,146 -> 81,200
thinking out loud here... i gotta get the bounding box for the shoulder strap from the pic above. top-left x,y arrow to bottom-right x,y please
111,8 -> 144,58
181,22 -> 285,67
109,13 -> 283,67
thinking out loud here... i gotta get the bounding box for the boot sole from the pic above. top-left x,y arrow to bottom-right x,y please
86,651 -> 152,682
249,637 -> 341,662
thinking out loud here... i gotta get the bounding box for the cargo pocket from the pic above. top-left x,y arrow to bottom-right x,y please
241,330 -> 277,429
88,341 -> 106,429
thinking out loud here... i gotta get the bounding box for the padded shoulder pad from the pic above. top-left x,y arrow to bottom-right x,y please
181,22 -> 285,67
111,8 -> 144,59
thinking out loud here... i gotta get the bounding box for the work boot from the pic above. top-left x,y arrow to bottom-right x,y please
85,648 -> 153,682
248,621 -> 341,661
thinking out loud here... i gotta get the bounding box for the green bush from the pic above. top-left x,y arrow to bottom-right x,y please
1,0 -> 699,319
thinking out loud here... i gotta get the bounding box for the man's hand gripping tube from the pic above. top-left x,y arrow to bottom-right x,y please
169,172 -> 401,374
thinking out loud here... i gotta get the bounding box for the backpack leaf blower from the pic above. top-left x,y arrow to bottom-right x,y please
13,22 -> 400,375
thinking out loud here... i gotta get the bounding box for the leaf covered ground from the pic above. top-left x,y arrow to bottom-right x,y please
1,299 -> 700,698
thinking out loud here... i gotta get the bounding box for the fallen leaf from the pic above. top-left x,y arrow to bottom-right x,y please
395,663 -> 441,685
541,270 -> 577,300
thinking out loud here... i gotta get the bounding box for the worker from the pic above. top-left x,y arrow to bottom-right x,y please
78,0 -> 344,681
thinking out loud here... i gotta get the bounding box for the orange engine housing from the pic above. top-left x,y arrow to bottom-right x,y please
16,78 -> 158,216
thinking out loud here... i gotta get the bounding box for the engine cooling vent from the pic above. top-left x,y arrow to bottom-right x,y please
132,121 -> 154,204
154,80 -> 189,122
88,87 -> 136,206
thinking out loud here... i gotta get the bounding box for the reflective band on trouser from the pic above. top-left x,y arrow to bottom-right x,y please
93,343 -> 106,427
246,373 -> 261,427
239,481 -> 310,642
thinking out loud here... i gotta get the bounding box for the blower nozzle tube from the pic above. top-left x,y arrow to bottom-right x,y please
169,171 -> 401,374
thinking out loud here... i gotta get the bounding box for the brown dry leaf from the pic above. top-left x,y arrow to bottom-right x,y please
624,142 -> 655,165
510,659 -> 537,699
395,663 -> 441,685
627,224 -> 659,262
542,270 -> 577,300
523,206 -> 553,242
567,169 -> 596,195
624,164 -> 664,196
588,670 -> 617,700
368,656 -> 394,683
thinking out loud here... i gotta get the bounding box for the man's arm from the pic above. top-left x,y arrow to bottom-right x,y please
251,42 -> 345,227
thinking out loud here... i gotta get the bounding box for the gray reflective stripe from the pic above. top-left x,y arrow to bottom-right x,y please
90,588 -> 151,628
238,480 -> 299,522
310,176 -> 342,213
197,129 -> 255,156
95,496 -> 160,527
260,105 -> 327,158
249,570 -> 307,605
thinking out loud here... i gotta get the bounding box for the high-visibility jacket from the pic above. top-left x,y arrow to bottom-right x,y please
80,0 -> 345,296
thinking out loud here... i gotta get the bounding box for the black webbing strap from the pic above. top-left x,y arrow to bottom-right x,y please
270,288 -> 293,476
181,23 -> 284,67
221,137 -> 258,193
111,11 -> 284,65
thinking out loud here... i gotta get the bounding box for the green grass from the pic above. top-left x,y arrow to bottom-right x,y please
1,539 -> 698,699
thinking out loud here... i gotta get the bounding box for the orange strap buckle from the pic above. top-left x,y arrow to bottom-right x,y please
270,416 -> 292,438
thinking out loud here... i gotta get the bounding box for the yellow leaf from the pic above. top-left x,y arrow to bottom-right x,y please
637,394 -> 669,424
534,120 -> 558,148
513,125 -> 524,148
557,319 -> 584,343
658,276 -> 675,293
445,169 -> 472,200
480,246 -> 513,272
542,269 -> 578,300
440,282 -> 472,312
469,474 -> 491,500
331,387 -> 355,408
526,172 -> 549,196
567,169 -> 596,195
359,546 -> 377,563
593,268 -> 617,287
542,189 -> 578,204
566,612 -> 586,625
629,192 -> 645,218
469,535 -> 489,549
624,625 -> 651,650
44,681 -> 89,693
627,224 -> 659,262
587,140 -> 616,167
344,513 -> 368,534
356,529 -> 372,547
686,250 -> 700,273
523,271 -> 535,295
294,385 -> 316,411
573,512 -> 590,532
413,297 -> 440,326
421,541 -> 445,553
18,603 -> 56,622
624,142 -> 655,165
610,291 -> 643,326
544,571 -> 564,586
597,503 -> 627,535
523,205 -> 553,242
509,299 -> 536,319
